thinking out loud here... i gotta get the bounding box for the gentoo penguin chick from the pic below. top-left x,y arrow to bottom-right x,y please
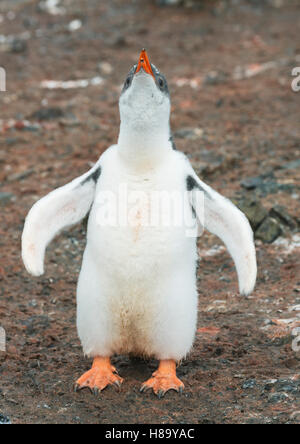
22,49 -> 257,397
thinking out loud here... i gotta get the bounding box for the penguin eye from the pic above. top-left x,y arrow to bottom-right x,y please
124,76 -> 131,89
158,77 -> 164,89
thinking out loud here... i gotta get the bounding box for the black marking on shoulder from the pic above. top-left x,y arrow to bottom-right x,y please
81,166 -> 101,186
186,175 -> 211,199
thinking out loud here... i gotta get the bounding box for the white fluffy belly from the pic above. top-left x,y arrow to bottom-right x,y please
84,220 -> 194,355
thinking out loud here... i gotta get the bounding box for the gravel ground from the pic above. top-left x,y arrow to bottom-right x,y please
0,0 -> 299,424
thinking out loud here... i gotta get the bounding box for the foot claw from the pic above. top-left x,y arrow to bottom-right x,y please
114,380 -> 121,390
93,387 -> 100,396
140,384 -> 150,393
157,389 -> 166,399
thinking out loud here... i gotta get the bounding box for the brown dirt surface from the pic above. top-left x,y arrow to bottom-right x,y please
0,0 -> 299,424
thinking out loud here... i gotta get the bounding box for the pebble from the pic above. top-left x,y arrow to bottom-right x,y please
157,0 -> 181,4
235,197 -> 268,230
242,379 -> 257,390
282,159 -> 300,170
255,217 -> 282,244
270,205 -> 297,230
0,192 -> 15,206
241,176 -> 264,190
31,107 -> 64,121
268,392 -> 289,404
7,169 -> 34,182
0,414 -> 11,424
68,20 -> 82,32
174,127 -> 204,140
10,38 -> 27,53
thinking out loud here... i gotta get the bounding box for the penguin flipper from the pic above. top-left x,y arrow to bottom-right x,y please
187,172 -> 257,296
22,162 -> 101,277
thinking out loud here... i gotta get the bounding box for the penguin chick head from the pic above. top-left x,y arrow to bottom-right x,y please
119,49 -> 171,134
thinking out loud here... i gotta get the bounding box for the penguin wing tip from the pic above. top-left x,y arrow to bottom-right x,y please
23,260 -> 44,277
32,269 -> 44,278
239,277 -> 256,297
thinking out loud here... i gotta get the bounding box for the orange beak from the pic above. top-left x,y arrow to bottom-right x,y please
135,49 -> 155,79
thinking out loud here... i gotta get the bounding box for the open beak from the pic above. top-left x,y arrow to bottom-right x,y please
135,49 -> 155,79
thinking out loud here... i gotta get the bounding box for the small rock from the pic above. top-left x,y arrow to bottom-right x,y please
174,127 -> 204,140
255,217 -> 283,243
59,113 -> 80,127
22,315 -> 50,335
7,169 -> 34,182
270,205 -> 297,230
263,379 -> 277,392
268,392 -> 289,404
0,414 -> 11,424
10,38 -> 27,53
241,174 -> 294,196
281,159 -> 300,170
204,70 -> 228,85
242,379 -> 257,390
68,19 -> 82,32
276,379 -> 299,394
107,34 -> 127,48
157,0 -> 182,4
235,197 -> 268,229
197,151 -> 238,177
0,192 -> 15,206
241,176 -> 264,190
31,107 -> 64,121
98,61 -> 113,75
5,138 -> 22,146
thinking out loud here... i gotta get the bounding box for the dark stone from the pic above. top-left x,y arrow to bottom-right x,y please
7,169 -> 34,182
204,70 -> 228,85
255,217 -> 283,243
107,34 -> 127,48
276,380 -> 299,394
22,315 -> 50,335
157,0 -> 182,5
268,392 -> 289,404
5,138 -> 22,146
263,381 -> 277,392
281,159 -> 300,170
270,205 -> 297,230
235,197 -> 268,229
0,192 -> 15,206
31,107 -> 65,121
242,379 -> 257,390
0,413 -> 11,424
241,176 -> 264,190
10,38 -> 27,53
240,173 -> 295,196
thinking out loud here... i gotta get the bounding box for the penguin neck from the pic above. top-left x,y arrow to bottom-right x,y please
118,122 -> 172,172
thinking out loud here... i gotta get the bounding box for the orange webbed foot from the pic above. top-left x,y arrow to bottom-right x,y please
74,357 -> 123,395
140,360 -> 184,398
